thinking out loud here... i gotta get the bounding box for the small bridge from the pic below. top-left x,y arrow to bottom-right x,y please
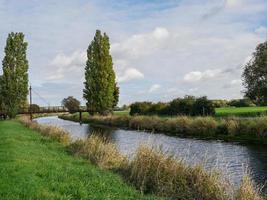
0,86 -> 88,122
18,106 -> 88,122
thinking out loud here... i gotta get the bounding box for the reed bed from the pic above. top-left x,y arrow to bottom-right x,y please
19,116 -> 265,200
68,136 -> 127,171
60,114 -> 267,139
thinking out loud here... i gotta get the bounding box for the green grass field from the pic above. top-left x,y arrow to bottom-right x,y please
215,106 -> 267,117
114,107 -> 267,117
0,120 -> 161,200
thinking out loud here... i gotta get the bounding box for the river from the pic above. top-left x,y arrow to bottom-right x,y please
36,116 -> 267,194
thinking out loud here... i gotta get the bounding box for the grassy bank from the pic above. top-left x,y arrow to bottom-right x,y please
19,117 -> 265,200
0,120 -> 160,200
114,107 -> 267,118
215,107 -> 267,117
59,113 -> 267,145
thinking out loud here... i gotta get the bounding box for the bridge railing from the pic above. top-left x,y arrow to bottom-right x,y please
18,106 -> 88,114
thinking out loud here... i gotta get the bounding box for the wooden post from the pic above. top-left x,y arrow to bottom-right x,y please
29,85 -> 33,121
79,111 -> 82,124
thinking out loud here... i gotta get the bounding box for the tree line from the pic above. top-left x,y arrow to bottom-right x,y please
130,96 -> 215,116
0,30 -> 267,118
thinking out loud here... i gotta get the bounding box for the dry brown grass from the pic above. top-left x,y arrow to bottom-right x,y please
235,175 -> 264,200
19,116 -> 70,145
67,135 -> 127,171
128,145 -> 230,200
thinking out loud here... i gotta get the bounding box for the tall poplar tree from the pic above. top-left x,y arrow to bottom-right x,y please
83,30 -> 117,114
1,32 -> 29,118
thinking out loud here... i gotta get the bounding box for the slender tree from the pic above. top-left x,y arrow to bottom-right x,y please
242,41 -> 267,105
113,82 -> 119,108
83,30 -> 116,114
1,32 -> 29,118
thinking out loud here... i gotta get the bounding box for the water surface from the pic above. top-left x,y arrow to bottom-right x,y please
36,116 -> 267,194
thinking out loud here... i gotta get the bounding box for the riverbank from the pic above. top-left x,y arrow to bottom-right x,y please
0,120 -> 160,200
20,116 -> 265,200
59,113 -> 267,145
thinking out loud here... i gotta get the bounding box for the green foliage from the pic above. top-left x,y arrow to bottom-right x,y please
228,98 -> 255,107
211,100 -> 228,108
130,102 -> 152,115
1,32 -> 29,118
192,96 -> 215,116
113,82 -> 119,108
169,95 -> 196,115
242,41 -> 267,104
30,104 -> 40,113
61,96 -> 80,113
130,96 -> 215,116
83,30 -> 116,115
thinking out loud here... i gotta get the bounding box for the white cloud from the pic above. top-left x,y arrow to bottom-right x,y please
255,26 -> 267,35
46,51 -> 86,81
230,79 -> 242,85
149,84 -> 161,93
111,27 -> 170,59
117,68 -> 144,83
223,79 -> 242,88
183,69 -> 222,82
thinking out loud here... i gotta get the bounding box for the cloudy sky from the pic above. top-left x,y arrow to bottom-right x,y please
0,0 -> 267,106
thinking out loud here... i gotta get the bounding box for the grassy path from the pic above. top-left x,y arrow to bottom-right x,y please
0,120 -> 161,200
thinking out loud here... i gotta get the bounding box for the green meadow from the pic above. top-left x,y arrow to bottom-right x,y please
0,120 -> 160,200
215,106 -> 267,117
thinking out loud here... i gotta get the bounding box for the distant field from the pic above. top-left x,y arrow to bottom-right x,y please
70,107 -> 267,119
113,110 -> 130,116
215,106 -> 267,117
114,107 -> 267,118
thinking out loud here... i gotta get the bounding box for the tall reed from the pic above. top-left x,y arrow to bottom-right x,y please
60,114 -> 267,140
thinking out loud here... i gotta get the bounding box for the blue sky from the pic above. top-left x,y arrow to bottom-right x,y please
0,0 -> 267,106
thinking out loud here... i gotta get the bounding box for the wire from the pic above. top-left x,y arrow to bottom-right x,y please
31,88 -> 50,106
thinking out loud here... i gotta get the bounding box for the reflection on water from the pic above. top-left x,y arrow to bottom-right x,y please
36,116 -> 267,194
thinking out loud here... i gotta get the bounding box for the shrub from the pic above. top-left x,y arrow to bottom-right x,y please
169,96 -> 195,116
62,96 -> 80,114
228,98 -> 255,107
130,102 -> 152,115
129,96 -> 215,117
30,104 -> 40,112
192,96 -> 215,116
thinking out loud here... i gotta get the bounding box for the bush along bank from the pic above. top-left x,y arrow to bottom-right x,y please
59,114 -> 267,145
19,116 -> 265,200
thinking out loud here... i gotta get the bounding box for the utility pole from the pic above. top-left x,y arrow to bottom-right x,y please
29,85 -> 32,121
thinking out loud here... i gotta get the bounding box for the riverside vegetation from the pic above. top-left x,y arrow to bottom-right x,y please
0,119 -> 161,200
59,113 -> 267,144
18,116 -> 265,200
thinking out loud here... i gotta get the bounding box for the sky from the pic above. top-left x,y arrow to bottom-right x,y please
0,0 -> 267,106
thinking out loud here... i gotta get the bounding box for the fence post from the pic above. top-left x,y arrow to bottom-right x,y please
79,111 -> 82,123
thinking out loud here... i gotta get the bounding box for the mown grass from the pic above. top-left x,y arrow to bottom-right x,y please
0,120 -> 161,200
60,114 -> 267,145
215,107 -> 267,117
19,117 -> 265,200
